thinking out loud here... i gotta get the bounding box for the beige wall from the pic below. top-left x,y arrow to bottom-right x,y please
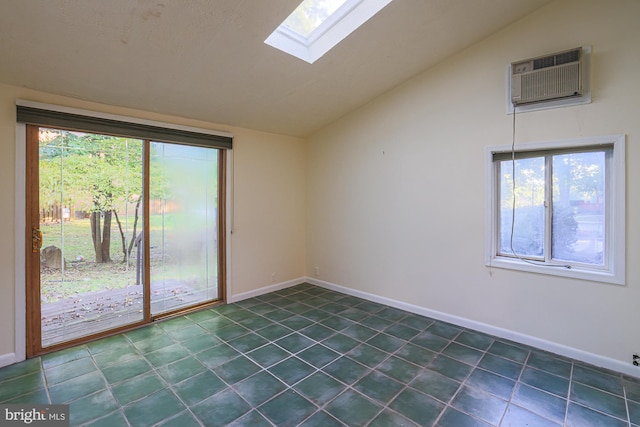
306,0 -> 640,370
0,84 -> 306,360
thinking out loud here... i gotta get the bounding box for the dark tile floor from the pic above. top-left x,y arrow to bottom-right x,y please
1,283 -> 639,426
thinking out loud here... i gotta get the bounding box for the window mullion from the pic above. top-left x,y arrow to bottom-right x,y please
544,155 -> 553,263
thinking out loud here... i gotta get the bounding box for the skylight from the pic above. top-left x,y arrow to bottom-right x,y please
265,0 -> 393,64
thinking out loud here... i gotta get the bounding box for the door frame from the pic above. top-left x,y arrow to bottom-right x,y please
15,103 -> 233,359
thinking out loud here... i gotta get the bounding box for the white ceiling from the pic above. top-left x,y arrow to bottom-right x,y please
0,0 -> 551,137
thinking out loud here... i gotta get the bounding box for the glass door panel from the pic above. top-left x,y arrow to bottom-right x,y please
38,128 -> 144,347
149,142 -> 220,315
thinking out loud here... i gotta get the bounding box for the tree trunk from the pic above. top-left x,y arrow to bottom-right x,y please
113,209 -> 128,263
127,196 -> 143,262
101,210 -> 112,263
90,211 -> 103,263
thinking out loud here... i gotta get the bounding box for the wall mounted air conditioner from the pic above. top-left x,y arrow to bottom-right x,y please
510,47 -> 583,106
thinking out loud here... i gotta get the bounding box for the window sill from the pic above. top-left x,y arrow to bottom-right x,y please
486,257 -> 624,286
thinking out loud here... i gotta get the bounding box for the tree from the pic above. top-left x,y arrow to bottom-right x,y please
39,129 -> 143,263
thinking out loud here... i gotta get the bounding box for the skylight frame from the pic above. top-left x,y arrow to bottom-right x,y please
265,0 -> 393,64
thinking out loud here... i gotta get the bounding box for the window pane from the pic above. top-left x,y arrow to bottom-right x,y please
149,142 -> 220,315
552,151 -> 606,265
498,157 -> 545,258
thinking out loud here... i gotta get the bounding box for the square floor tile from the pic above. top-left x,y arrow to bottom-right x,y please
526,351 -> 572,378
438,407 -> 493,427
454,331 -> 494,351
325,389 -> 382,425
157,410 -> 203,427
353,370 -> 404,404
360,315 -> 393,331
41,347 -> 90,370
213,324 -> 250,341
227,332 -> 269,353
268,357 -> 315,385
173,370 -> 227,406
465,368 -> 516,400
500,405 -> 561,427
195,343 -> 239,369
322,333 -> 360,353
451,386 -> 508,425
156,356 -> 207,384
48,370 -> 106,403
398,314 -> 433,331
181,334 -> 221,353
376,356 -> 421,384
300,323 -> 336,341
68,389 -> 119,426
487,341 -> 529,363
572,364 -> 624,396
44,357 -> 97,385
191,388 -> 251,427
320,316 -> 355,331
429,355 -> 473,382
511,383 -> 567,424
214,356 -> 261,384
297,344 -> 340,368
255,324 -> 294,341
294,371 -> 347,405
323,357 -> 369,385
124,389 -> 186,427
384,323 -> 420,340
111,372 -> 165,405
566,402 -> 628,427
366,333 -> 405,353
101,356 -> 151,384
246,343 -> 291,368
442,342 -> 483,366
280,315 -> 314,331
410,368 -> 461,403
477,353 -> 523,380
258,390 -> 317,427
396,343 -> 435,367
427,322 -> 461,339
144,343 -> 190,367
389,388 -> 444,425
341,324 -> 378,342
297,410 -> 343,427
276,333 -> 315,353
234,371 -> 287,406
411,331 -> 450,352
346,343 -> 389,368
227,410 -> 273,427
0,371 -> 45,402
520,367 -> 570,398
570,381 -> 627,420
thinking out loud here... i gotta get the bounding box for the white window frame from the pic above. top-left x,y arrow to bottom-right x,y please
484,135 -> 625,285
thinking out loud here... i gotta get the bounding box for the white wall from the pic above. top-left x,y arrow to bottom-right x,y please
0,84 -> 307,363
306,0 -> 640,372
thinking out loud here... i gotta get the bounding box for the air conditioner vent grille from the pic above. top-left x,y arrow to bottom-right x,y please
511,47 -> 583,105
521,62 -> 580,103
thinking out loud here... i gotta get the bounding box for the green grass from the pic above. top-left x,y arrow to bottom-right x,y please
40,217 -> 218,303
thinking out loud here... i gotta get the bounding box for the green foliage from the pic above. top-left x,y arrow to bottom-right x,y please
39,130 -> 144,213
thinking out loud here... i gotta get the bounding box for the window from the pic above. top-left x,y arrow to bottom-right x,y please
265,0 -> 393,63
485,135 -> 625,284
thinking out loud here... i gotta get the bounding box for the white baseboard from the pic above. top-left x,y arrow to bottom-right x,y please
229,277 -> 307,303
0,353 -> 19,369
304,277 -> 640,379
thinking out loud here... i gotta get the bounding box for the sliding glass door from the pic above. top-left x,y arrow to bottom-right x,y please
26,125 -> 226,356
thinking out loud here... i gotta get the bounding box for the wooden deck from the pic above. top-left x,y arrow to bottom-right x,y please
41,281 -> 207,347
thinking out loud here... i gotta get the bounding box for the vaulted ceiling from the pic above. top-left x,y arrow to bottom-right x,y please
0,0 -> 551,137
